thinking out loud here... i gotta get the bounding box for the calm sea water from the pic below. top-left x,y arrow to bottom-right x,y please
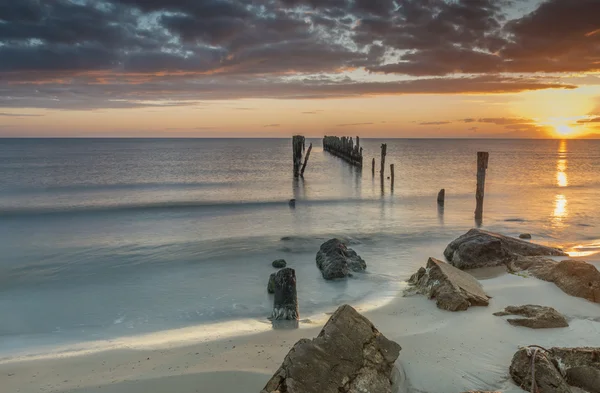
0,138 -> 599,357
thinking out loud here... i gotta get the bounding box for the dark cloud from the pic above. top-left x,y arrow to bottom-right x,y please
337,122 -> 374,127
577,116 -> 600,124
0,112 -> 42,117
475,117 -> 532,125
0,0 -> 596,109
420,121 -> 451,125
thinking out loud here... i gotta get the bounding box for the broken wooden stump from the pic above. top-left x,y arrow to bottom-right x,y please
271,268 -> 298,321
323,135 -> 363,167
437,189 -> 445,205
292,135 -> 306,178
390,163 -> 395,189
300,143 -> 312,177
372,157 -> 375,176
475,152 -> 489,221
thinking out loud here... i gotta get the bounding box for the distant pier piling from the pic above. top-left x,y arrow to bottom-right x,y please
380,143 -> 387,178
323,136 -> 363,167
372,158 -> 375,176
390,164 -> 395,189
437,189 -> 445,205
475,152 -> 489,221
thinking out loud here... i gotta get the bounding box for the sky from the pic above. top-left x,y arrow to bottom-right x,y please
0,0 -> 600,138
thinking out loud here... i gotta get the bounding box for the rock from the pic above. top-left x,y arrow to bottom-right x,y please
272,259 -> 287,268
271,268 -> 298,321
288,199 -> 296,208
529,260 -> 600,304
267,273 -> 276,294
519,233 -> 532,239
316,239 -> 366,280
406,257 -> 490,311
510,347 -> 600,393
493,305 -> 568,329
261,304 -> 401,393
444,229 -> 566,269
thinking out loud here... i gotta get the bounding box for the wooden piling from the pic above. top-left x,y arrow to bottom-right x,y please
322,135 -> 363,167
271,268 -> 298,321
390,164 -> 395,188
372,158 -> 375,176
380,143 -> 387,178
292,135 -> 305,178
437,189 -> 445,205
475,152 -> 489,220
300,143 -> 313,177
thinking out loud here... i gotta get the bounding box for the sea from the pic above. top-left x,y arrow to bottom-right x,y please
0,138 -> 599,359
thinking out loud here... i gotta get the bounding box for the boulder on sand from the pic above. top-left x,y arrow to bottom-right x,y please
493,305 -> 568,329
261,304 -> 401,393
316,239 -> 366,280
528,259 -> 600,304
443,229 -> 566,269
510,346 -> 600,393
519,233 -> 532,239
406,257 -> 490,311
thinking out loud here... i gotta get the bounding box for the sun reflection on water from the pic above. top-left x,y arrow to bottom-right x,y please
552,140 -> 568,227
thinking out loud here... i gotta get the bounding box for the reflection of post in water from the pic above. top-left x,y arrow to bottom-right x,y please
437,202 -> 445,225
292,176 -> 306,201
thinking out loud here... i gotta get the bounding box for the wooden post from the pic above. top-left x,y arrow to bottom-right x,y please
271,268 -> 298,321
371,158 -> 375,176
390,164 -> 395,189
437,189 -> 445,205
380,143 -> 387,178
292,136 -> 305,178
475,152 -> 489,220
300,143 -> 312,177
322,135 -> 363,167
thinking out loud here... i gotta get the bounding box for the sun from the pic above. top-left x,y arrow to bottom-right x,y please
555,124 -> 574,136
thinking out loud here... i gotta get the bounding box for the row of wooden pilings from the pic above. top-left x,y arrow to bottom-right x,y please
322,136 -> 363,167
294,135 -> 490,221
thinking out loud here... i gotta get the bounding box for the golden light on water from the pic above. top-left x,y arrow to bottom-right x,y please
553,194 -> 568,226
552,140 -> 568,227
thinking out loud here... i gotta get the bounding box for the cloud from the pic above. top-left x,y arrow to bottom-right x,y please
263,123 -> 280,127
577,116 -> 600,124
337,122 -> 374,127
0,0 -> 595,110
419,121 -> 450,125
302,110 -> 324,114
0,112 -> 43,117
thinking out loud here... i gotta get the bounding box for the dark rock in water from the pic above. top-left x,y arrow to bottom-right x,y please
444,229 -> 566,270
271,268 -> 298,321
261,304 -> 401,393
494,305 -> 568,329
510,347 -> 600,393
267,273 -> 276,294
519,233 -> 532,239
316,238 -> 366,280
288,199 -> 296,208
280,236 -> 292,241
406,257 -> 490,311
272,259 -> 287,268
525,259 -> 600,304
437,188 -> 445,205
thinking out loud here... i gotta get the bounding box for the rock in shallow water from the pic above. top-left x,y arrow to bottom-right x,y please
272,259 -> 287,268
316,238 -> 366,280
519,233 -> 532,239
444,229 -> 566,269
261,304 -> 401,393
267,273 -> 276,294
271,268 -> 298,321
406,257 -> 490,311
494,305 -> 568,329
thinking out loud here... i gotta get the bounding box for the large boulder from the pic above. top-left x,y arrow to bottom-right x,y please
529,260 -> 600,304
316,239 -> 366,280
510,347 -> 600,393
493,305 -> 568,329
406,257 -> 490,311
444,229 -> 566,269
261,304 -> 401,393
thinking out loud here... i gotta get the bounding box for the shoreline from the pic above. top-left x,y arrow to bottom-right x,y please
2,257 -> 600,393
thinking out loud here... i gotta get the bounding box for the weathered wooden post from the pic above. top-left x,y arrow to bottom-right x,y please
437,189 -> 445,205
371,158 -> 375,176
292,136 -> 305,178
300,143 -> 312,177
380,143 -> 387,178
271,268 -> 298,321
475,152 -> 489,221
390,164 -> 395,189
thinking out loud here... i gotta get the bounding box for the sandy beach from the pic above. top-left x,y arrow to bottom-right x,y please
2,255 -> 599,393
